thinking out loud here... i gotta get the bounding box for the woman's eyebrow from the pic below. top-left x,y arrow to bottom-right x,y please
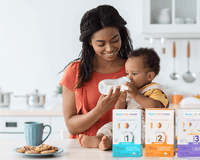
95,35 -> 119,42
111,35 -> 119,40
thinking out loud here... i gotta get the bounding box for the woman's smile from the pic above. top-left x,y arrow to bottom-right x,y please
104,50 -> 117,57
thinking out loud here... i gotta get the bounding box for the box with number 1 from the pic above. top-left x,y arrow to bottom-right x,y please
113,109 -> 143,157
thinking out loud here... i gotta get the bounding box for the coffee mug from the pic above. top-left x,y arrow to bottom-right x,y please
24,121 -> 51,146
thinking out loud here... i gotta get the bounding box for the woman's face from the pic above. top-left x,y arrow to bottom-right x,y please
89,27 -> 121,62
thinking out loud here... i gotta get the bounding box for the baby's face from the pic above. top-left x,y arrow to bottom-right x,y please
125,56 -> 150,89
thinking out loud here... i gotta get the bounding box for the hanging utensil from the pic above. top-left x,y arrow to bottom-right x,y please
182,42 -> 196,83
170,42 -> 179,80
161,37 -> 166,54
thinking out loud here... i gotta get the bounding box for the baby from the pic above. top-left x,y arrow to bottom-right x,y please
78,48 -> 169,150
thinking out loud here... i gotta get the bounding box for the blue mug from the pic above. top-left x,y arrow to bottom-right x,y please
24,121 -> 51,146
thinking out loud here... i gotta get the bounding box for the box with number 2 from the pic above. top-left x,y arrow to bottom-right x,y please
145,108 -> 175,157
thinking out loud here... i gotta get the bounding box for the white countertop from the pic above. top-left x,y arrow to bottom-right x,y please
0,139 -> 184,160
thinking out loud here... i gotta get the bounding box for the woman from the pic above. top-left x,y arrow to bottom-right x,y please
59,5 -> 133,139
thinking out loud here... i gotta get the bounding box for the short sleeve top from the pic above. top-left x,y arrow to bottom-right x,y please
59,61 -> 126,138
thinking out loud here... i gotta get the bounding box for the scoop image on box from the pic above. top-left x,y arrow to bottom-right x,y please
113,109 -> 143,157
177,109 -> 200,157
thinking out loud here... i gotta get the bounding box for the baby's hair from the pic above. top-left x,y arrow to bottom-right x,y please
128,48 -> 160,76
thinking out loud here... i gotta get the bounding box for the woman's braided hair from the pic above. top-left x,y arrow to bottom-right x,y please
63,5 -> 133,89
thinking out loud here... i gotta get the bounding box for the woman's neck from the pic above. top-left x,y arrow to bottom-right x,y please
93,56 -> 126,74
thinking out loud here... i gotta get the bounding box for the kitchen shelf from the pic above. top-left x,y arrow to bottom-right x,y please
141,0 -> 200,34
145,37 -> 200,40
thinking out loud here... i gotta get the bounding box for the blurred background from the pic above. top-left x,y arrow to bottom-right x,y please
0,0 -> 200,102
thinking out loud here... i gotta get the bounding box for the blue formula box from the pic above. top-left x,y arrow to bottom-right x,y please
113,109 -> 143,157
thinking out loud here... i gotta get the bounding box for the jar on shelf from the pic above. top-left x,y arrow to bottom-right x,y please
171,92 -> 183,104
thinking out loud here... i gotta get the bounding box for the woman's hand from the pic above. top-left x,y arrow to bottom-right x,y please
124,81 -> 140,99
96,86 -> 121,113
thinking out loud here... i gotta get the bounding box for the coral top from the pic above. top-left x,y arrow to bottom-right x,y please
59,61 -> 126,139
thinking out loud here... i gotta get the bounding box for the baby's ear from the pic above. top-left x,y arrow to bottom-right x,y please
147,71 -> 155,81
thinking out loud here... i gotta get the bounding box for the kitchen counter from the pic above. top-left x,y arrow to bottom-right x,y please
1,102 -> 198,116
0,102 -> 63,116
0,139 -> 184,160
0,103 -> 179,116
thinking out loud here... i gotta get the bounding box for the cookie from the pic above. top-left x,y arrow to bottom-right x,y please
35,144 -> 51,152
25,150 -> 40,154
19,144 -> 58,154
50,146 -> 58,151
40,149 -> 56,154
22,145 -> 36,151
17,148 -> 26,153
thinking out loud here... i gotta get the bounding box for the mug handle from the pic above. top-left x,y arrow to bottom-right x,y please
42,124 -> 52,143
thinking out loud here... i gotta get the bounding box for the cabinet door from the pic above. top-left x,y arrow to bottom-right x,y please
51,116 -> 68,139
141,0 -> 200,33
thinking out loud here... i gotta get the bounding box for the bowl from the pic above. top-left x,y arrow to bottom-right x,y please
185,18 -> 195,24
175,18 -> 185,24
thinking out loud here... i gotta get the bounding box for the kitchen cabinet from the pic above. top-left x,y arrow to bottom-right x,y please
51,116 -> 69,139
141,0 -> 200,33
0,116 -> 68,139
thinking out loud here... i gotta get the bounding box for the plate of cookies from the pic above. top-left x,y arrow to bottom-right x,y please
13,144 -> 64,156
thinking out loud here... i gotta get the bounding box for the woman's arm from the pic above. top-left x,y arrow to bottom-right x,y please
62,85 -> 121,135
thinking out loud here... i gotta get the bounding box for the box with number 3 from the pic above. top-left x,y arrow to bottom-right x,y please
177,109 -> 200,157
145,108 -> 175,157
113,109 -> 143,157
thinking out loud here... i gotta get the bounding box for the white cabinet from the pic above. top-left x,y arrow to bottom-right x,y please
141,0 -> 200,33
51,116 -> 68,139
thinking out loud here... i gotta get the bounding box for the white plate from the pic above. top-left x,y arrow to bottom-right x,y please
13,147 -> 64,156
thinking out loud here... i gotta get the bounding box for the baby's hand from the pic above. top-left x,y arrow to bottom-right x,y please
124,81 -> 139,99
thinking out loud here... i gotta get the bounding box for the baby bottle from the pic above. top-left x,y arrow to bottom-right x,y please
98,76 -> 130,95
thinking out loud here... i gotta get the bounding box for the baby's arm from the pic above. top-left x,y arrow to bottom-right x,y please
115,92 -> 127,109
135,94 -> 162,109
125,82 -> 162,109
